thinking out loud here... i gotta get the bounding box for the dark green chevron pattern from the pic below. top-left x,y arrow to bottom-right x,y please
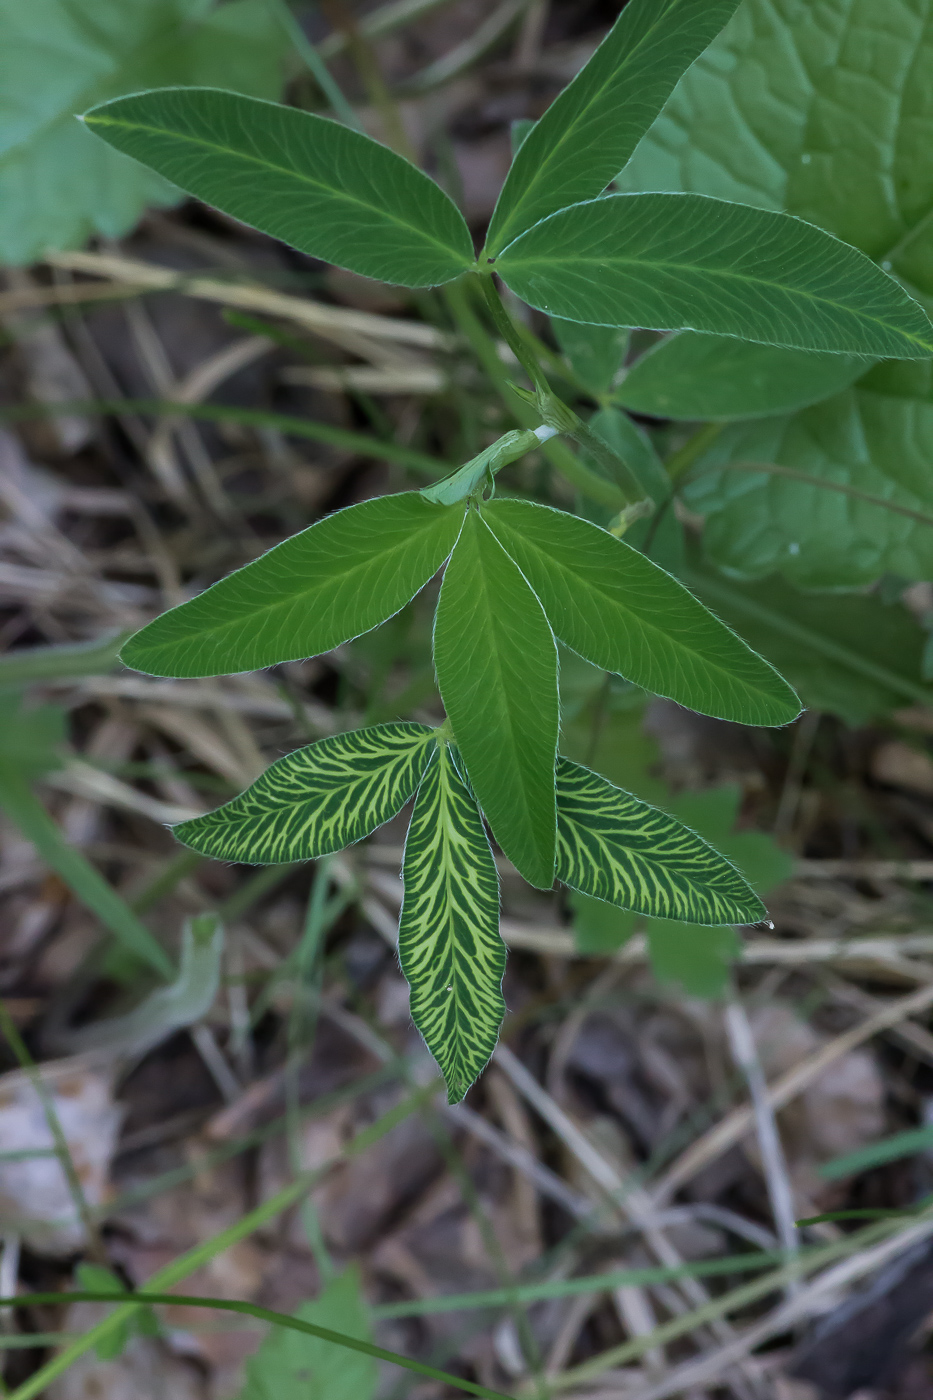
556,757 -> 766,925
174,723 -> 436,863
399,742 -> 505,1103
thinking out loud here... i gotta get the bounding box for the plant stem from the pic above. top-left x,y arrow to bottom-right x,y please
446,280 -> 625,508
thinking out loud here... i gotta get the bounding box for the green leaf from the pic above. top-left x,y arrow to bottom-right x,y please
122,494 -> 464,678
667,785 -> 792,897
647,921 -> 738,998
0,0 -> 287,264
480,499 -> 800,726
556,757 -> 765,925
615,0 -> 933,586
684,370 -> 933,587
84,88 -> 475,288
496,194 -> 933,359
552,319 -> 630,399
570,890 -> 637,956
616,0 -> 933,304
485,0 -> 742,255
585,405 -> 671,504
237,1268 -> 376,1400
433,510 -> 559,889
175,724 -> 435,863
399,742 -> 505,1104
616,334 -> 870,421
685,562 -> 933,726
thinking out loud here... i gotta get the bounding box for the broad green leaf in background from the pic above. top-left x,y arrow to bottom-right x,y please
0,0 -> 287,264
122,494 -> 464,677
583,405 -> 671,505
683,371 -> 933,587
686,562 -> 933,726
485,0 -> 742,255
481,500 -> 800,725
647,920 -> 739,998
399,743 -> 505,1104
616,333 -> 870,420
238,1268 -> 376,1400
553,319 -> 631,399
617,0 -> 933,584
84,88 -> 476,288
556,757 -> 765,925
433,510 -> 559,889
495,194 -> 933,359
174,724 -> 436,863
616,0 -> 933,282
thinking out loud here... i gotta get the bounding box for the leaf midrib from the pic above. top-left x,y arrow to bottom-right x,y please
497,519 -> 785,707
501,217 -> 932,350
86,108 -> 473,268
469,517 -> 556,866
147,514 -> 457,652
490,0 -> 699,252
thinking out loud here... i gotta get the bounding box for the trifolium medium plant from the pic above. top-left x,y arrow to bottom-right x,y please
83,0 -> 933,1101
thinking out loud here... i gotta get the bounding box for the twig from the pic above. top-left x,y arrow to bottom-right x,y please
724,1002 -> 799,1292
654,980 -> 933,1205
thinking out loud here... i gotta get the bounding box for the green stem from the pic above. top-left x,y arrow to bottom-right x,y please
444,281 -> 626,508
478,274 -> 547,392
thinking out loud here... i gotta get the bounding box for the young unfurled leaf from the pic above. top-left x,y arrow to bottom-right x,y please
237,1267 -> 376,1400
122,494 -> 464,678
481,500 -> 800,726
0,0 -> 287,264
495,194 -> 933,359
174,724 -> 436,863
84,88 -> 475,288
485,0 -> 742,255
556,757 -> 765,925
433,510 -> 559,889
399,743 -> 504,1104
615,333 -> 870,420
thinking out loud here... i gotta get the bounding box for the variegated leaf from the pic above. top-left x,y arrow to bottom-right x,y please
174,723 -> 435,864
556,757 -> 765,926
399,742 -> 504,1103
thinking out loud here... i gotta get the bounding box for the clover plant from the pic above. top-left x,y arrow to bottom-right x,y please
82,0 -> 933,1101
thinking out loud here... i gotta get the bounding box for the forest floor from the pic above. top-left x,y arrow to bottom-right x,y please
4,3 -> 933,1399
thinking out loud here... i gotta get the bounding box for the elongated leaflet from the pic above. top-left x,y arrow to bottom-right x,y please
496,194 -> 933,359
83,89 -> 475,288
556,757 -> 766,925
433,509 -> 559,889
122,494 -> 464,678
399,742 -> 505,1104
174,724 -> 436,863
481,499 -> 799,726
486,0 -> 741,255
